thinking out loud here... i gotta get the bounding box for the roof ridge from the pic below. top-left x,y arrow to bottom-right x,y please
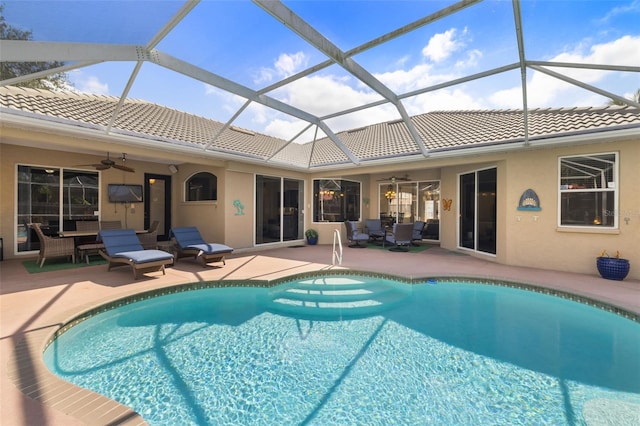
421,105 -> 638,116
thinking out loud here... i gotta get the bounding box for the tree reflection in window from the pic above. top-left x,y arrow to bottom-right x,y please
186,172 -> 217,201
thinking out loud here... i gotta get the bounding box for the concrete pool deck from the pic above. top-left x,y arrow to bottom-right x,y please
2,244 -> 639,425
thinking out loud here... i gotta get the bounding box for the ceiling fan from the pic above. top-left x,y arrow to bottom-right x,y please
80,153 -> 135,173
377,174 -> 410,183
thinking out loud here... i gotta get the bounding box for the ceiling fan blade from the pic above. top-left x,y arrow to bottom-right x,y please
113,164 -> 135,173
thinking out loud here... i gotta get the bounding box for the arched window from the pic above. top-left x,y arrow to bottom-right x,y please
186,172 -> 217,201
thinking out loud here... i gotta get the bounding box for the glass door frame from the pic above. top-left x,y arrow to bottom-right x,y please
457,167 -> 497,255
378,180 -> 440,240
255,175 -> 304,245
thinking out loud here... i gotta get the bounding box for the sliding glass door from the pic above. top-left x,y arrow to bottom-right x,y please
255,175 -> 304,244
378,180 -> 440,240
459,168 -> 496,254
17,165 -> 99,253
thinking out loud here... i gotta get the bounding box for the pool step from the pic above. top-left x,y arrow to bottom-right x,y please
267,276 -> 410,320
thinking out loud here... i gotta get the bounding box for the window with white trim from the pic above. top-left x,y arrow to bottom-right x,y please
559,152 -> 617,228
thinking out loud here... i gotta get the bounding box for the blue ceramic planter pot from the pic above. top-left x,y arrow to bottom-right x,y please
306,236 -> 318,245
596,257 -> 630,281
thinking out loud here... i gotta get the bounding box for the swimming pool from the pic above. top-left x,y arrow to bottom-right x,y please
44,274 -> 640,425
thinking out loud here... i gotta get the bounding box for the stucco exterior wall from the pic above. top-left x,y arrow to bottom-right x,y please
170,163 -> 227,245
438,140 -> 639,280
224,170 -> 254,249
503,141 -> 639,279
1,134 -> 638,280
1,144 -> 174,257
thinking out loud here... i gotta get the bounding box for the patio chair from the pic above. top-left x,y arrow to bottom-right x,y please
169,226 -> 234,267
344,221 -> 369,248
385,223 -> 413,252
147,220 -> 160,233
98,229 -> 174,279
364,219 -> 385,243
30,223 -> 76,267
75,220 -> 102,264
411,220 -> 426,245
138,230 -> 158,250
423,219 -> 440,240
136,220 -> 160,250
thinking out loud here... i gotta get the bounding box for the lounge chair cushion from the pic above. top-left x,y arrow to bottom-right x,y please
183,242 -> 234,255
109,249 -> 173,264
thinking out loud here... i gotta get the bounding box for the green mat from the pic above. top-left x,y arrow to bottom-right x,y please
365,242 -> 433,253
22,256 -> 107,273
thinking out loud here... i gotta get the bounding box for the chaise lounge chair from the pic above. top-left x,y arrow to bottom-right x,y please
169,226 -> 234,267
98,229 -> 174,279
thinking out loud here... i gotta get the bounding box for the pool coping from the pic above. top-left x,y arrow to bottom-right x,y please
8,270 -> 640,425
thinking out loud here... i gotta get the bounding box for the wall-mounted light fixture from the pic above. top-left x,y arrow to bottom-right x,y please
149,178 -> 156,185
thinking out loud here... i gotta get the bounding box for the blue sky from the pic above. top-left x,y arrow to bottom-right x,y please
4,0 -> 640,142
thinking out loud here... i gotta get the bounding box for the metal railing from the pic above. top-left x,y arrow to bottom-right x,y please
332,228 -> 343,265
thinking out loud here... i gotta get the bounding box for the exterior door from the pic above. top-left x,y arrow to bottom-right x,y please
459,168 -> 496,254
144,173 -> 171,240
255,175 -> 304,244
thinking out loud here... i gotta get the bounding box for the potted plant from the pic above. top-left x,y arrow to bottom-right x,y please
596,250 -> 630,281
305,229 -> 319,245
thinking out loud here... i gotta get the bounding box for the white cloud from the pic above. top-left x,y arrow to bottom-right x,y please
456,49 -> 483,69
278,74 -> 381,117
422,28 -> 467,63
598,0 -> 640,23
69,72 -> 109,95
255,51 -> 308,84
490,35 -> 640,108
274,52 -> 307,77
406,88 -> 484,114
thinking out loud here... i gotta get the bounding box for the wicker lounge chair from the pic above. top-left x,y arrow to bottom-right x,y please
30,223 -> 76,267
98,229 -> 174,279
169,226 -> 233,267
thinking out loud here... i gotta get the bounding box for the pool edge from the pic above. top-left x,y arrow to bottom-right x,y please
10,270 -> 639,426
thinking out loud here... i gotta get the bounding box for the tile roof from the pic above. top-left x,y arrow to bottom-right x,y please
1,86 -> 639,170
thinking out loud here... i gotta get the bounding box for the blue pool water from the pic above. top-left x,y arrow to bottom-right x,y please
44,276 -> 640,425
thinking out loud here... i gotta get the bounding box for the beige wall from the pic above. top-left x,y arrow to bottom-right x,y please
503,141 -> 639,278
2,135 -> 638,280
224,170 -> 254,248
170,163 -> 227,244
438,140 -> 639,280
